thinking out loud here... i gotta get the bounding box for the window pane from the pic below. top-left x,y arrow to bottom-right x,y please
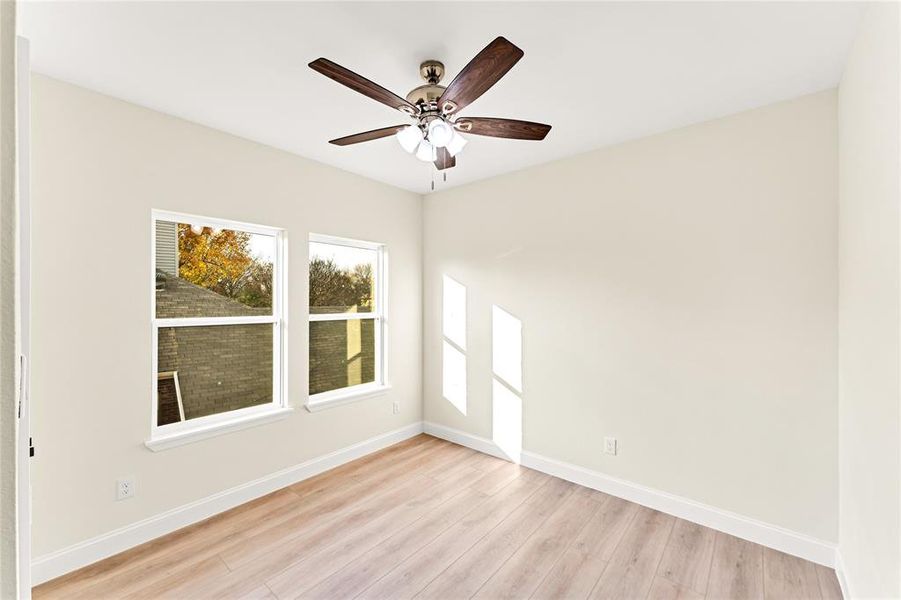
157,324 -> 272,424
309,319 -> 375,395
309,241 -> 377,314
155,220 -> 275,318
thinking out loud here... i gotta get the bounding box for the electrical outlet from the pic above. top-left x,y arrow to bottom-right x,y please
604,437 -> 617,456
117,478 -> 135,500
392,401 -> 400,414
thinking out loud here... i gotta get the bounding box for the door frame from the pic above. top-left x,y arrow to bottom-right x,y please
16,34 -> 31,599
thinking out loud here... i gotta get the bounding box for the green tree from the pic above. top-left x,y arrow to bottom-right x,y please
177,225 -> 272,308
309,257 -> 373,312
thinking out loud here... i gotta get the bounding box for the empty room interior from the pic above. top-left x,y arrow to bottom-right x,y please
1,1 -> 901,599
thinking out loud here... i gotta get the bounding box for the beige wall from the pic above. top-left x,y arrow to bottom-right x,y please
29,75 -> 422,557
837,3 -> 901,597
423,91 -> 839,541
0,1 -> 17,596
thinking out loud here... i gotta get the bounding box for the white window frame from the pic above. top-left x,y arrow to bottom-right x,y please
306,233 -> 389,412
147,209 -> 290,451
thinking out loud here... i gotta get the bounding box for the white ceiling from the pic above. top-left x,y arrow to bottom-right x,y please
20,1 -> 864,194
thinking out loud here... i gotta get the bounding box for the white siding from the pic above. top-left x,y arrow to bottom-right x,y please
155,220 -> 178,275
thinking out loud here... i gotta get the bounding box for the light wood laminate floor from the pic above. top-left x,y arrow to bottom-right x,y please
34,435 -> 842,600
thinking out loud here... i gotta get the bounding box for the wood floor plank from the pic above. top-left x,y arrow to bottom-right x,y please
706,533 -> 764,600
33,436 -> 832,600
419,445 -> 478,480
415,478 -> 576,600
815,564 -> 842,600
264,465 -> 486,598
283,436 -> 433,506
219,440 -> 456,571
121,555 -> 231,600
464,450 -> 512,472
193,476 -> 436,599
656,519 -> 716,595
356,469 -> 550,600
531,495 -> 637,600
588,507 -> 675,600
238,586 -> 279,600
472,486 -> 601,599
37,488 -> 302,600
204,445 -> 491,599
468,460 -> 528,495
299,486 -> 491,600
762,548 -> 821,600
648,575 -> 705,600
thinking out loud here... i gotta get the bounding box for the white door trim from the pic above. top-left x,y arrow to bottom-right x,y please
16,34 -> 32,600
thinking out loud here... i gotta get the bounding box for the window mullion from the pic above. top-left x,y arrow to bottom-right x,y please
154,315 -> 278,328
308,312 -> 378,322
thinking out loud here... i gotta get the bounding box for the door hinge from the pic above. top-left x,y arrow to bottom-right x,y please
29,437 -> 34,458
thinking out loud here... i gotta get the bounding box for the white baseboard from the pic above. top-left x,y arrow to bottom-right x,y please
423,421 -> 509,460
31,422 -> 424,586
32,420 -> 839,587
834,550 -> 851,599
423,421 -> 837,568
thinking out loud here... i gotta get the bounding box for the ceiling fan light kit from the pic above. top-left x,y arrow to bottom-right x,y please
395,125 -> 423,153
309,36 -> 552,174
427,118 -> 454,148
446,131 -> 467,157
415,140 -> 437,162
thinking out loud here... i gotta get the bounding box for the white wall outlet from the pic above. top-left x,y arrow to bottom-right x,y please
116,478 -> 135,500
392,401 -> 400,414
604,437 -> 617,456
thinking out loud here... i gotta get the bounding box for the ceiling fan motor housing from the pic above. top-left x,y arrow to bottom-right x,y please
405,84 -> 446,108
406,60 -> 447,112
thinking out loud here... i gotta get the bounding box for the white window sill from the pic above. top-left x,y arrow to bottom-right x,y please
145,406 -> 294,452
305,384 -> 392,413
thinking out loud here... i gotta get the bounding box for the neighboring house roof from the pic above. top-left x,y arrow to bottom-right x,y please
155,269 -> 269,318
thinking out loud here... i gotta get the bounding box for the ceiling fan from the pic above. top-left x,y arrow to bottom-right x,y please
309,36 -> 552,171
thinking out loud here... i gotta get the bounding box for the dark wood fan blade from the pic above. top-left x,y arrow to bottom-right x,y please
454,117 -> 551,140
438,37 -> 523,115
310,58 -> 417,115
434,147 -> 456,170
329,125 -> 407,146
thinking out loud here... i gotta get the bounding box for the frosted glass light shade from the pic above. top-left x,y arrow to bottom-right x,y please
396,125 -> 423,153
427,119 -> 454,148
415,140 -> 437,162
446,131 -> 467,157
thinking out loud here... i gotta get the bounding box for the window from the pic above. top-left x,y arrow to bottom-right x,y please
149,210 -> 288,449
308,234 -> 387,410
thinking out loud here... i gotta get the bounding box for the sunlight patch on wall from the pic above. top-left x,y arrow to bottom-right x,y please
442,275 -> 467,415
492,305 -> 523,462
443,275 -> 467,350
492,305 -> 522,392
492,380 -> 522,463
443,340 -> 467,415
